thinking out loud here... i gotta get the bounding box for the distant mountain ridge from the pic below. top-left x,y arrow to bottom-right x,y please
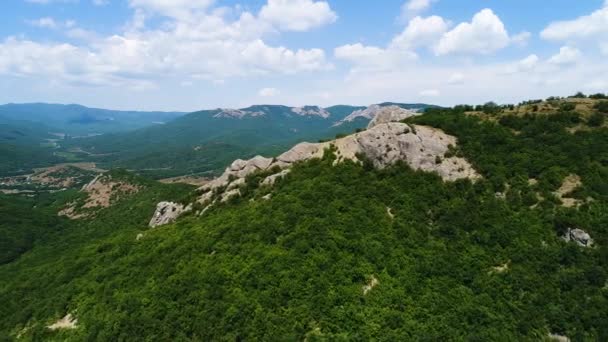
0,103 -> 186,136
64,102 -> 438,178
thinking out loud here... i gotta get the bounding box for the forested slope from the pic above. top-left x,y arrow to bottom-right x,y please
1,101 -> 607,341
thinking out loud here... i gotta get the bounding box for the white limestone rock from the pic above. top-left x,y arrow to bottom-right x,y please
367,106 -> 420,129
562,228 -> 594,247
262,169 -> 291,186
149,201 -> 191,228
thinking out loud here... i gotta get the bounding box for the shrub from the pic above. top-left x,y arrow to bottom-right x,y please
593,101 -> 608,113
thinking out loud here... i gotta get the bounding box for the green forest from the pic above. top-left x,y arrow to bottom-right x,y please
1,101 -> 607,340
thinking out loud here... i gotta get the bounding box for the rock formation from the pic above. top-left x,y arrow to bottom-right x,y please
335,105 -> 419,126
149,201 -> 191,228
366,106 -> 419,129
150,109 -> 480,227
47,313 -> 78,330
59,174 -> 141,219
363,276 -> 379,295
562,228 -> 594,247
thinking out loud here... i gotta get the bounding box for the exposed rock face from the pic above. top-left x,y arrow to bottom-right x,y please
81,175 -> 140,209
262,169 -> 291,186
194,121 -> 479,204
335,105 -> 419,126
292,106 -> 330,118
47,313 -> 77,330
562,228 -> 594,247
213,108 -> 265,119
149,201 -> 191,228
548,333 -> 570,342
363,276 -> 379,295
151,115 -> 480,227
366,106 -> 419,129
59,174 -> 141,220
336,104 -> 382,124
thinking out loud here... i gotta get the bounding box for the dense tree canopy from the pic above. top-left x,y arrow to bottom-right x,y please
1,104 -> 607,341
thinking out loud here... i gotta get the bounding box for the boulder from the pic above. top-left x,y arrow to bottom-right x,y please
562,228 -> 593,247
262,169 -> 291,186
149,201 -> 190,228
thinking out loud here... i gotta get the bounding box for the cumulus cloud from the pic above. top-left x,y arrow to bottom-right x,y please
258,87 -> 280,97
401,0 -> 437,17
548,46 -> 582,65
517,54 -> 539,71
26,17 -> 59,29
259,0 -> 337,31
128,0 -> 214,18
1,0 -> 333,89
435,9 -> 511,55
391,15 -> 449,49
541,4 -> 608,41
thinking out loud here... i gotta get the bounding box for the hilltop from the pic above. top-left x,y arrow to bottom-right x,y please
1,95 -> 607,340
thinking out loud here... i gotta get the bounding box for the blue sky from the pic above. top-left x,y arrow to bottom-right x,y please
0,0 -> 607,111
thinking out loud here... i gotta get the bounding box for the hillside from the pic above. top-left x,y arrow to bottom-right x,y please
1,98 -> 607,340
0,103 -> 185,136
65,103 -> 435,178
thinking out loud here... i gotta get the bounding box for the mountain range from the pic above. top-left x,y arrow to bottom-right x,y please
0,102 -> 437,178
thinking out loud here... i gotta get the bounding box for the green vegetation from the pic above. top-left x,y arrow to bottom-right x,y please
61,104 -> 436,178
1,100 -> 607,340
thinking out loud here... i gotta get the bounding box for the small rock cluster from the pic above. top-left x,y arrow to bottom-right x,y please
562,228 -> 594,247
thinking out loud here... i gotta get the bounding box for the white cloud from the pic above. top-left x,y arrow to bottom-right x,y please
447,72 -> 465,85
401,0 -> 437,17
93,0 -> 109,5
419,89 -> 440,97
517,54 -> 539,71
259,0 -> 337,31
548,46 -> 582,65
258,87 -> 280,97
26,17 -> 78,31
541,4 -> 608,41
1,0 -> 332,89
334,43 -> 416,72
128,0 -> 214,18
435,9 -> 511,55
511,31 -> 531,46
26,17 -> 58,29
391,15 -> 449,50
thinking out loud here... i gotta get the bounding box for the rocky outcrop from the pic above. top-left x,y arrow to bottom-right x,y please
59,174 -> 141,219
151,114 -> 479,227
366,106 -> 420,129
292,106 -> 330,118
562,228 -> 594,247
47,313 -> 77,330
213,108 -> 265,119
335,105 -> 419,126
363,276 -> 379,295
149,201 -> 191,228
262,169 -> 291,186
194,121 -> 479,204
